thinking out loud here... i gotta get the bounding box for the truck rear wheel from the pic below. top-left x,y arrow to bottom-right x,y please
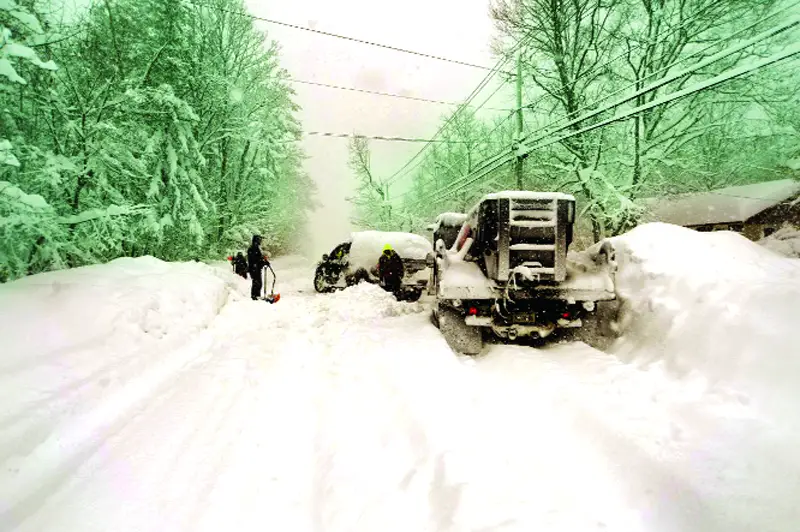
438,304 -> 483,355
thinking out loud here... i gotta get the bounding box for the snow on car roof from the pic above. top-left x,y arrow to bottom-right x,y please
347,230 -> 432,270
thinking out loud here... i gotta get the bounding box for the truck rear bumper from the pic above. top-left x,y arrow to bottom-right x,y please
465,315 -> 582,339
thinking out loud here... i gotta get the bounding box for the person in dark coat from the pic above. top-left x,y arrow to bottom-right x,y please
377,244 -> 404,296
247,234 -> 268,300
232,252 -> 248,279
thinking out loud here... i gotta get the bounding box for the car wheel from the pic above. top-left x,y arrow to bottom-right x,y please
403,288 -> 423,302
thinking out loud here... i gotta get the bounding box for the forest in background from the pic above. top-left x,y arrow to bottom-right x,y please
349,0 -> 800,244
1,0 -> 315,282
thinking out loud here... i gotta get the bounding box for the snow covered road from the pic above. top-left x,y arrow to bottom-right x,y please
2,244 -> 799,531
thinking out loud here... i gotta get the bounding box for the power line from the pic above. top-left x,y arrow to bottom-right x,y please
382,73 -> 504,186
383,39 -> 525,187
397,94 -> 549,205
412,22 -> 800,207
517,5 -> 800,147
516,16 -> 800,149
302,131 -> 504,143
424,12 -> 800,206
383,92 -> 533,204
425,42 -> 800,205
395,3 -> 800,207
185,0 -> 509,74
388,13 -> 706,200
288,79 -> 512,111
385,80 -> 512,187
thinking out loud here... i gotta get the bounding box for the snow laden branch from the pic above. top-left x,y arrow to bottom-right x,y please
1,0 -> 314,280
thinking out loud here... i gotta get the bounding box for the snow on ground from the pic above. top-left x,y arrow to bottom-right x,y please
1,225 -> 799,532
759,225 -> 800,258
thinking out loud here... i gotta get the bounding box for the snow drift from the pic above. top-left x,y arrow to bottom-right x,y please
0,257 -> 237,364
603,223 -> 800,421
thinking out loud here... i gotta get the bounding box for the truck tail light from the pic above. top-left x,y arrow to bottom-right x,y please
468,307 -> 478,316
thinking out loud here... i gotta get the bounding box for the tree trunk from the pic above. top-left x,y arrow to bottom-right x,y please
632,114 -> 642,188
217,138 -> 230,242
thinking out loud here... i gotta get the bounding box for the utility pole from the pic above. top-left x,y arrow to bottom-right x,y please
514,52 -> 524,190
384,182 -> 392,228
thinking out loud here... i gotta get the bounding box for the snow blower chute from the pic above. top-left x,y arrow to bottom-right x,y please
262,263 -> 281,304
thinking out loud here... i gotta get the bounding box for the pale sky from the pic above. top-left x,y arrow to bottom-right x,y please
244,0 -> 510,255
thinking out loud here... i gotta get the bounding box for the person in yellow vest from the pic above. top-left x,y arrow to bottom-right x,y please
377,243 -> 404,296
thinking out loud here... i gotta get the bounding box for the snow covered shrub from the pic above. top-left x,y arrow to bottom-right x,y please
0,181 -> 70,281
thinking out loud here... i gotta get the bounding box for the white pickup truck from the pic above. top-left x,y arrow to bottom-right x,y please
431,191 -> 616,354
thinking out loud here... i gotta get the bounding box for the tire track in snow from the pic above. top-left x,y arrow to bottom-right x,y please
0,323 -> 221,530
0,336 -> 195,463
6,256 -> 743,532
17,354 -> 253,532
305,302 -> 479,532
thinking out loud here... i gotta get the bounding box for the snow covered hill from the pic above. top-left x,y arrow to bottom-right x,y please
1,224 -> 799,532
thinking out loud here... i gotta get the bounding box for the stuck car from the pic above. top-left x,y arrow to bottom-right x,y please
314,230 -> 433,301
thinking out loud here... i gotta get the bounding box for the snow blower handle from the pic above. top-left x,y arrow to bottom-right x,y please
261,262 -> 280,303
266,262 -> 276,294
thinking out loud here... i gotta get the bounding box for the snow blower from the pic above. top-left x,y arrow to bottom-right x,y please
262,263 -> 281,303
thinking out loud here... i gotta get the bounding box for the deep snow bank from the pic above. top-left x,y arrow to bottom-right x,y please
0,257 -> 245,526
605,223 -> 800,420
0,257 -> 239,368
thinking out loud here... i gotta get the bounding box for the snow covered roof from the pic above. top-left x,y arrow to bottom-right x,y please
641,179 -> 800,227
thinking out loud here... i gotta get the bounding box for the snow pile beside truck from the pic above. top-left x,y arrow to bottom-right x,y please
758,224 -> 800,258
604,223 -> 800,421
324,282 -> 427,319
